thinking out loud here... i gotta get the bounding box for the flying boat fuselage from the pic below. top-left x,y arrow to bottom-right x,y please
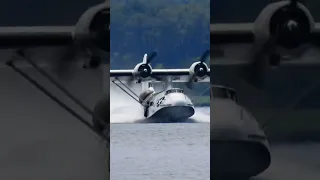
210,85 -> 271,178
146,88 -> 195,122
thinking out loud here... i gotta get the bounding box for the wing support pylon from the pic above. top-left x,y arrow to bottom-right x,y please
111,77 -> 145,106
5,49 -> 109,142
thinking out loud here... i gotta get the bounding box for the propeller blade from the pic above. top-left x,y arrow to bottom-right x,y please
185,49 -> 210,89
83,48 -> 107,69
245,34 -> 278,89
146,51 -> 157,64
126,74 -> 137,87
83,56 -> 103,69
199,49 -> 210,63
150,74 -> 162,81
51,46 -> 78,79
185,73 -> 197,89
163,76 -> 170,90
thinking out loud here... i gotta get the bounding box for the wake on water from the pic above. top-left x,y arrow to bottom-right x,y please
110,84 -> 210,123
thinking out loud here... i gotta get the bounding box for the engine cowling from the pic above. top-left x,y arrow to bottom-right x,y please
133,62 -> 153,80
189,61 -> 209,81
73,3 -> 110,53
49,3 -> 110,74
254,1 -> 314,50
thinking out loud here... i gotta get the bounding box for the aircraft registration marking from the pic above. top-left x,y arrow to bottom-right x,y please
156,97 -> 166,107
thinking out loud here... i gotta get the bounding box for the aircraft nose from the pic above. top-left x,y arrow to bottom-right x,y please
171,98 -> 186,106
169,94 -> 188,106
211,100 -> 246,140
211,121 -> 245,140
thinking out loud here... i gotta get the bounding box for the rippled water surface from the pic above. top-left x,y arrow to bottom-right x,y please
110,123 -> 210,180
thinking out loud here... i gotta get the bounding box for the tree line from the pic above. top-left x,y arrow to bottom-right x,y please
110,0 -> 210,69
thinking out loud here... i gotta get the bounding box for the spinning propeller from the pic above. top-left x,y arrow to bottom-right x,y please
185,49 -> 210,89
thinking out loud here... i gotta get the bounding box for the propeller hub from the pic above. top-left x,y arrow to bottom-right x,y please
195,63 -> 208,77
285,20 -> 299,31
138,64 -> 152,78
269,3 -> 311,49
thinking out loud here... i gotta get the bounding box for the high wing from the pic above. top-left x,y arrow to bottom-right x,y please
0,3 -> 109,68
210,23 -> 254,45
0,26 -> 75,68
111,68 -> 196,76
0,27 -> 75,69
110,50 -> 210,84
110,68 -> 210,83
0,26 -> 73,48
211,23 -> 320,45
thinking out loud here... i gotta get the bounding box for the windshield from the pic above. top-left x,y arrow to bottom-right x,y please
211,86 -> 238,102
165,88 -> 184,95
211,87 -> 228,98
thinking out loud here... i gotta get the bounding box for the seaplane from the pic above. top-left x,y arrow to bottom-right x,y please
110,50 -> 210,123
210,0 -> 320,178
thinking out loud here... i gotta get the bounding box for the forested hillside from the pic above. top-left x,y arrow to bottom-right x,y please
110,0 -> 210,69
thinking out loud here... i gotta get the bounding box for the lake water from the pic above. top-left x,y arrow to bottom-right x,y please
110,83 -> 210,180
110,123 -> 210,180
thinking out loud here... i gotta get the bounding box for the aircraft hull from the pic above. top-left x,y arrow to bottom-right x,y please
147,105 -> 195,123
211,139 -> 271,179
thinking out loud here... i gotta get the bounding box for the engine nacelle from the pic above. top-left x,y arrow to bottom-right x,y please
73,3 -> 110,53
254,0 -> 314,49
133,62 -> 153,80
189,61 -> 209,81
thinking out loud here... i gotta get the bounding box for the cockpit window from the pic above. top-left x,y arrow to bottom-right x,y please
211,86 -> 238,102
211,87 -> 229,98
165,88 -> 184,95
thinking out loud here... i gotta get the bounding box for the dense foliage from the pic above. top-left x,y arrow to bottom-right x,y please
110,0 -> 210,69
